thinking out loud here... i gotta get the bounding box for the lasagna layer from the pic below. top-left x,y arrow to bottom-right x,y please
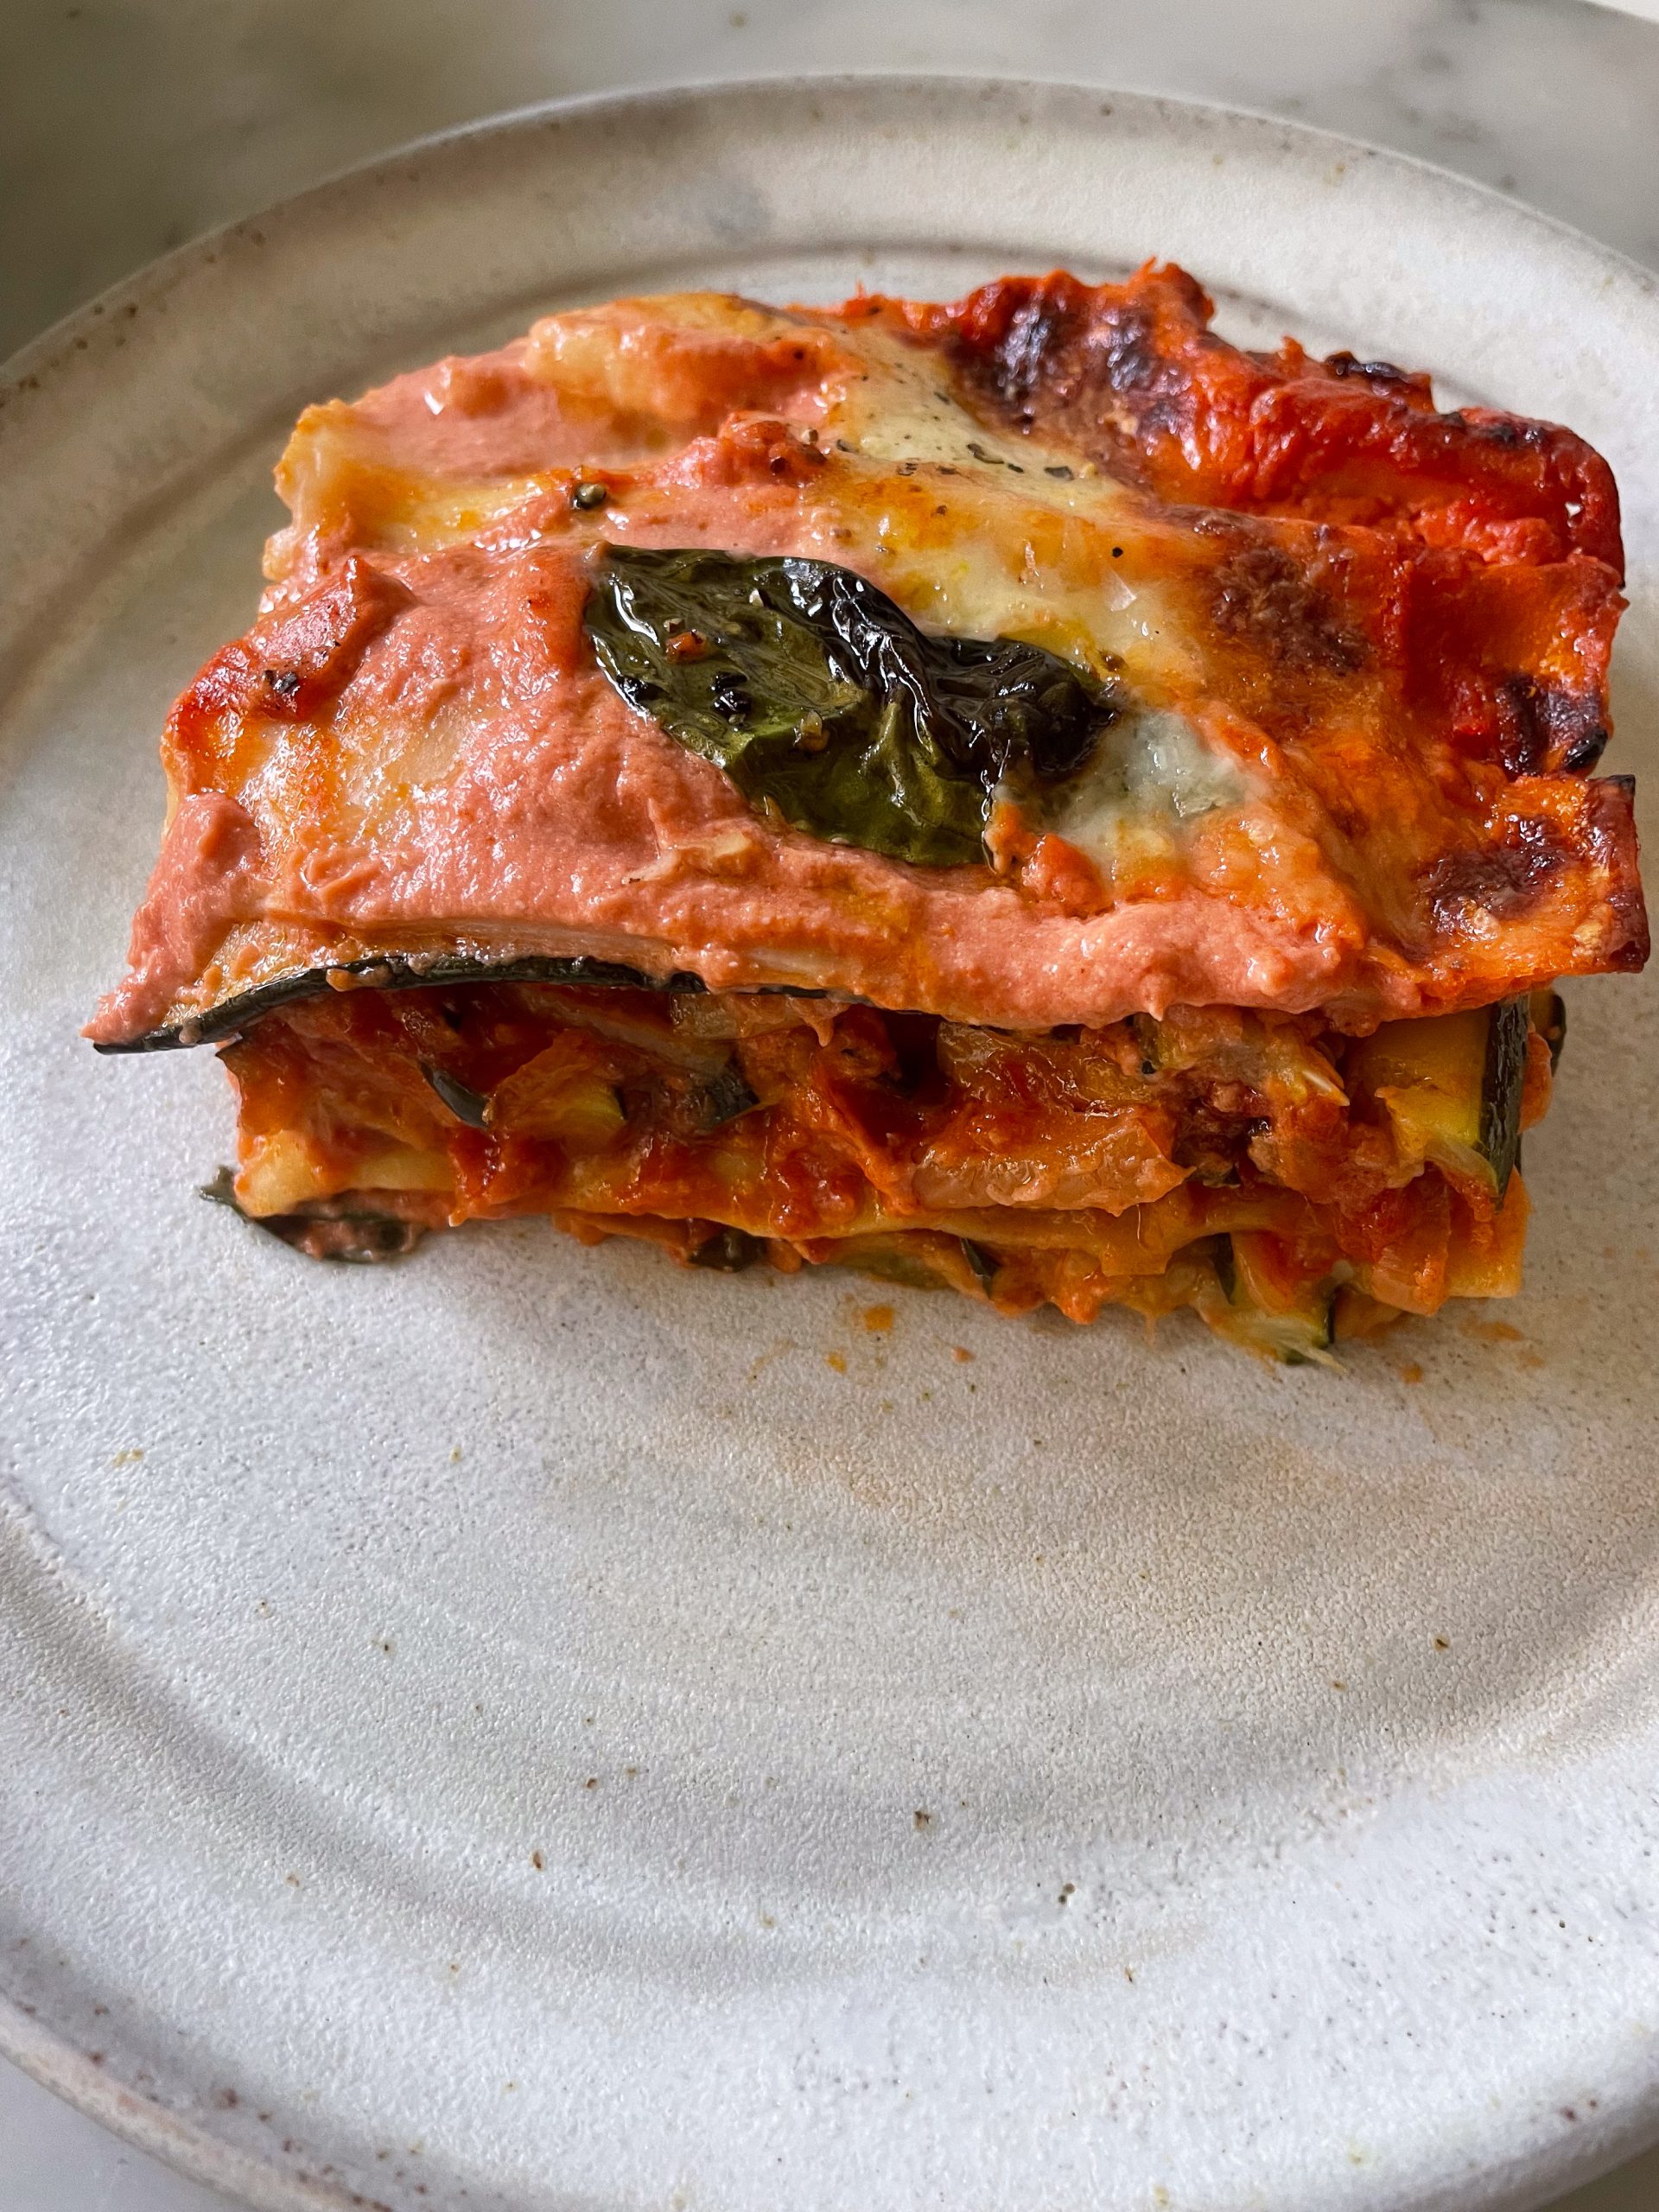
90,267 -> 1644,1050
214,980 -> 1553,1361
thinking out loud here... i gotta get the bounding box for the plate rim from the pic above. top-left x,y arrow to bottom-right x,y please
5,69 -> 1659,2212
7,66 -> 1659,397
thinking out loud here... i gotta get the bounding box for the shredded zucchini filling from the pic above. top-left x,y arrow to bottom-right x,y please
215,982 -> 1559,1362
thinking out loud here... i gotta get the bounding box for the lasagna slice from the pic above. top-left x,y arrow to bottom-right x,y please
89,266 -> 1647,1360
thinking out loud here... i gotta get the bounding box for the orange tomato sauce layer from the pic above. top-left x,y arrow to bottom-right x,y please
223,982 -> 1546,1331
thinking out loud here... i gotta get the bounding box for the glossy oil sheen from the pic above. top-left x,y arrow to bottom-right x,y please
2,77 -> 1658,2212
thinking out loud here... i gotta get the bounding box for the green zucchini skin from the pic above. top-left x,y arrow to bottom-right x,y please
1478,997 -> 1530,1202
1213,1234 -> 1337,1365
94,953 -> 716,1054
200,1166 -> 423,1262
422,1063 -> 491,1127
959,1236 -> 1001,1293
688,1226 -> 765,1272
691,1062 -> 760,1131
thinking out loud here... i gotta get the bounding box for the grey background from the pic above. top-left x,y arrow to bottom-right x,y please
4,3 -> 1657,2207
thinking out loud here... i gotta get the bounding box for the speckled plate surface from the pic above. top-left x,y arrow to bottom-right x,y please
3,77 -> 1658,2212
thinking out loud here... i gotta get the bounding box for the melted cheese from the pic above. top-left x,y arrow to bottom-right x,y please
1046,708 -> 1257,875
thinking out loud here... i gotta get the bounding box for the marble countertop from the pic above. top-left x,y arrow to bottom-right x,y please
4,3 -> 1658,2207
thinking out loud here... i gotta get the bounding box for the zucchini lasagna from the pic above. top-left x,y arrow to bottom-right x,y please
89,266 -> 1647,1360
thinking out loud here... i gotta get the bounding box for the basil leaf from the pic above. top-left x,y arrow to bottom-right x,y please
583,548 -> 1116,868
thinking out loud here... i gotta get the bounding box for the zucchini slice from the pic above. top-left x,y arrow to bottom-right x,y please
422,1064 -> 490,1128
959,1236 -> 1001,1294
1349,998 -> 1529,1201
200,1168 -> 424,1262
96,951 -> 856,1055
1211,1234 -> 1338,1367
691,1061 -> 761,1131
97,953 -> 706,1054
688,1226 -> 766,1272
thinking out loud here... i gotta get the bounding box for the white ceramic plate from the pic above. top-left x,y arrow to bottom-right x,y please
3,77 -> 1658,2212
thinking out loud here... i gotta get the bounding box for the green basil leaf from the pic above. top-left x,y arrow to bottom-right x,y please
583,547 -> 1116,868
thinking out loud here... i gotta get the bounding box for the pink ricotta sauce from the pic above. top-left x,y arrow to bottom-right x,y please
91,308 -> 1388,1044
